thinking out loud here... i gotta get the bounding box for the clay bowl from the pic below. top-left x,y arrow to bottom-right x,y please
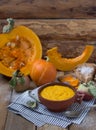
38,82 -> 83,112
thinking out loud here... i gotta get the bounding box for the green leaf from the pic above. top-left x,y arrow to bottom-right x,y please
9,77 -> 17,88
89,87 -> 96,98
86,81 -> 96,98
87,81 -> 96,88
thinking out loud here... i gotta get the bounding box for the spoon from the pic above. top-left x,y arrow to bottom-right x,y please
64,104 -> 96,118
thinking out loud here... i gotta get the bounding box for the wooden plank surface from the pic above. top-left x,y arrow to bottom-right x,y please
13,19 -> 96,41
0,19 -> 96,62
5,112 -> 36,130
70,108 -> 96,130
5,112 -> 67,130
37,124 -> 67,130
0,75 -> 11,130
4,83 -> 37,130
0,0 -> 96,19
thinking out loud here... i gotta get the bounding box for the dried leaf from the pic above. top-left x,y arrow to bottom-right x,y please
26,101 -> 37,108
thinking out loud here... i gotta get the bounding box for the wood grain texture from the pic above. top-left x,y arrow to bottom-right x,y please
1,19 -> 96,41
14,19 -> 96,41
37,124 -> 67,130
0,75 -> 11,130
0,19 -> 96,62
0,0 -> 96,19
5,87 -> 36,130
70,109 -> 96,130
5,112 -> 36,130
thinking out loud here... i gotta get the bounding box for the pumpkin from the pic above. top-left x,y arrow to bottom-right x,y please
58,74 -> 79,88
0,25 -> 42,77
46,45 -> 94,71
30,59 -> 57,86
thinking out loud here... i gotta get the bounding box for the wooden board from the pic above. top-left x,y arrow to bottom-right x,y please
0,75 -> 11,130
0,0 -> 96,19
4,84 -> 37,130
5,112 -> 67,130
70,109 -> 96,130
37,124 -> 67,130
5,112 -> 36,130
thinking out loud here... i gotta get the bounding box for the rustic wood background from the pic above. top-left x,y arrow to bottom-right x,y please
0,0 -> 96,19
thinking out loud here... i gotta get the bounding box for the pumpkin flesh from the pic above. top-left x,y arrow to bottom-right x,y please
0,26 -> 42,76
47,45 -> 94,71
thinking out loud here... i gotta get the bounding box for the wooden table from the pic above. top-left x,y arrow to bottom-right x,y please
0,74 -> 96,130
0,1 -> 96,129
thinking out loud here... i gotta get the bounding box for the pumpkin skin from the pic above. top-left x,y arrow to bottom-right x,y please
46,45 -> 94,71
30,59 -> 57,86
0,26 -> 42,77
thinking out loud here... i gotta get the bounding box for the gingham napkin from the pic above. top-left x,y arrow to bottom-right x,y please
8,88 -> 95,128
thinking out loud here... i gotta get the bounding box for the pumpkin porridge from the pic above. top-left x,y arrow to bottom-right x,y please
40,85 -> 75,101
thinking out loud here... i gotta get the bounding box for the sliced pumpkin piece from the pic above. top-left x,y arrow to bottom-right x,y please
0,26 -> 42,77
47,45 -> 94,71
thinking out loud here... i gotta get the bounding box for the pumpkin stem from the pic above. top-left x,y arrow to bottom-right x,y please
3,18 -> 14,33
13,70 -> 23,77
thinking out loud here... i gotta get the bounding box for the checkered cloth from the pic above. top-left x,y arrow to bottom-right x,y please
8,88 -> 95,128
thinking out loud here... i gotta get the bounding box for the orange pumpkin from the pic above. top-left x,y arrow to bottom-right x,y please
30,59 -> 57,86
0,23 -> 42,77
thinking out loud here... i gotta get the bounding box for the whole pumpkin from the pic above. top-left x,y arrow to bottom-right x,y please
30,59 -> 57,86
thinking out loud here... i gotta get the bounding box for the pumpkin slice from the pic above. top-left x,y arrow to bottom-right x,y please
0,26 -> 42,77
47,45 -> 94,71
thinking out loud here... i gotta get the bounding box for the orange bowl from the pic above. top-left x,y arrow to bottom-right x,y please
38,82 -> 80,112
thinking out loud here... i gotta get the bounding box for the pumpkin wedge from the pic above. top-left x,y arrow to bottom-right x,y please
47,45 -> 94,71
0,26 -> 42,77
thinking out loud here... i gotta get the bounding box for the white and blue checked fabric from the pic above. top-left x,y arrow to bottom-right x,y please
8,89 -> 95,128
